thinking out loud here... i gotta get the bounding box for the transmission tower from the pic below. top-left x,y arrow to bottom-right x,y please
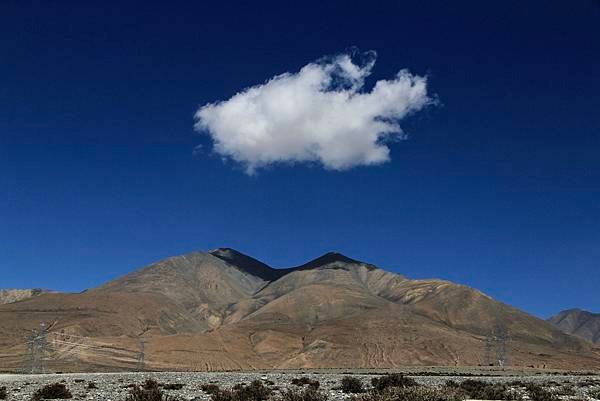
494,324 -> 509,367
483,336 -> 493,366
136,340 -> 146,371
25,322 -> 49,374
484,324 -> 510,367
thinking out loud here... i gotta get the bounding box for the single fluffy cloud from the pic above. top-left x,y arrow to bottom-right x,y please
194,50 -> 433,174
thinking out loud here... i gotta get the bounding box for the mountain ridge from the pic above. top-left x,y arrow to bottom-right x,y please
0,248 -> 598,372
549,309 -> 600,345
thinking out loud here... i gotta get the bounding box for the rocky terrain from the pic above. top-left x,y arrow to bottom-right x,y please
1,248 -> 599,372
0,289 -> 48,305
549,309 -> 600,345
1,370 -> 600,401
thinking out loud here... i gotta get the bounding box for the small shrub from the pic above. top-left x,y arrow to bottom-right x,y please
87,382 -> 98,389
202,384 -> 221,395
371,374 -> 418,391
354,386 -> 464,401
162,383 -> 185,390
340,376 -> 364,393
74,379 -> 85,383
278,387 -> 327,401
291,377 -> 320,389
589,388 -> 600,400
126,379 -> 177,401
0,386 -> 6,400
31,383 -> 73,400
144,380 -> 160,390
445,379 -> 519,400
555,384 -> 575,396
237,380 -> 272,401
526,383 -> 558,401
210,380 -> 272,401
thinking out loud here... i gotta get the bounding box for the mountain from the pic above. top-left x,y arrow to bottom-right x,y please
0,288 -> 49,305
0,249 -> 598,372
549,309 -> 600,345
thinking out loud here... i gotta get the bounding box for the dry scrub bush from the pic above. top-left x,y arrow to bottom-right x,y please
588,388 -> 600,400
125,379 -> 177,401
278,387 -> 328,401
445,379 -> 520,400
525,383 -> 558,401
341,377 -> 365,393
162,383 -> 185,390
353,386 -> 464,401
31,383 -> 73,400
211,380 -> 272,401
291,377 -> 320,389
371,374 -> 418,391
201,384 -> 221,395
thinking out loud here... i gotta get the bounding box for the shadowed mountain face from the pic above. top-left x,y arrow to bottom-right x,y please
549,309 -> 600,345
209,248 -> 287,281
0,249 -> 598,372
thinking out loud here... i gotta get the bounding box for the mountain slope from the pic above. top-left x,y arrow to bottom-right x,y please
0,289 -> 49,305
549,309 -> 600,345
0,249 -> 598,372
98,251 -> 267,330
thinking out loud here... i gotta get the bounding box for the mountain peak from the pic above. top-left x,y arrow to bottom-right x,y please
549,308 -> 600,345
292,251 -> 363,271
209,247 -> 282,281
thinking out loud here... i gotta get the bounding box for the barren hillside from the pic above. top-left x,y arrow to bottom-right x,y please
0,249 -> 598,372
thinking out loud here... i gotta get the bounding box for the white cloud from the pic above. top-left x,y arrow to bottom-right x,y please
194,50 -> 433,174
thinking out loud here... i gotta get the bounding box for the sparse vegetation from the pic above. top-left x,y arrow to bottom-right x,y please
445,379 -> 520,400
340,376 -> 364,393
354,386 -> 464,401
371,374 -> 418,391
202,384 -> 221,395
278,387 -> 327,401
162,383 -> 185,390
291,377 -> 320,389
525,383 -> 558,401
0,386 -> 7,400
555,384 -> 576,396
210,380 -> 272,401
87,382 -> 98,389
125,379 -> 177,401
31,383 -> 73,400
588,388 -> 600,400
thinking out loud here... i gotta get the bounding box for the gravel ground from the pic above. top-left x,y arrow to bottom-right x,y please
1,370 -> 600,400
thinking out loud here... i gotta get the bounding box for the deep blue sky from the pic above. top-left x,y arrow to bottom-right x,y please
1,1 -> 599,318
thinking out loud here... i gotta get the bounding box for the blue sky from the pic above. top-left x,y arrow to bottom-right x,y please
1,1 -> 599,318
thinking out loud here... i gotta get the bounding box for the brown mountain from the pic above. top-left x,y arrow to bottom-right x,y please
0,289 -> 49,305
549,309 -> 600,345
0,249 -> 598,372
